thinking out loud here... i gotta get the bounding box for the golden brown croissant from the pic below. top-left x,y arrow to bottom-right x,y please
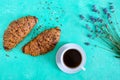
4,16 -> 38,50
22,27 -> 61,56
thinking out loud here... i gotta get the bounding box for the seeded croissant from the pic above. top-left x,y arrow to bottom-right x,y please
22,27 -> 61,56
4,16 -> 38,50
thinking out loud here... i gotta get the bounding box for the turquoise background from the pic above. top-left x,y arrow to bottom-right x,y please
0,0 -> 120,80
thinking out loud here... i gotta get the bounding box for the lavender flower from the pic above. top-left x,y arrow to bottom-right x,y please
92,5 -> 97,11
110,6 -> 114,10
79,15 -> 85,20
103,8 -> 108,14
92,5 -> 100,13
84,42 -> 90,46
79,3 -> 120,58
92,8 -> 98,12
98,30 -> 102,34
109,20 -> 113,24
109,5 -> 115,13
107,13 -> 111,18
109,2 -> 115,13
96,18 -> 103,23
87,34 -> 92,38
89,16 -> 97,22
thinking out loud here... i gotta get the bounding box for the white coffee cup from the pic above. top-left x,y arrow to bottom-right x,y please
56,43 -> 86,74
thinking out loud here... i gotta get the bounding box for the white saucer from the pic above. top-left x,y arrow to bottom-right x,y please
56,43 -> 86,74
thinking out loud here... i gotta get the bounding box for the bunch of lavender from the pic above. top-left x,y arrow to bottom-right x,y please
79,3 -> 120,58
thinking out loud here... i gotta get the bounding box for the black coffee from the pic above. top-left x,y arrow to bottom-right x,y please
63,49 -> 82,68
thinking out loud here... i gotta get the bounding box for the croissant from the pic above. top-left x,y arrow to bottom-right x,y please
4,16 -> 38,50
22,27 -> 61,56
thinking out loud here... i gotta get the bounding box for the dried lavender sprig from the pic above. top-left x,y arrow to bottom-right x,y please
108,23 -> 120,48
86,25 -> 120,56
107,13 -> 111,18
109,5 -> 114,10
103,8 -> 108,14
89,16 -> 97,23
87,34 -> 92,38
79,14 -> 85,20
88,17 -> 120,56
79,14 -> 91,22
92,5 -> 100,13
107,15 -> 120,42
97,23 -> 120,55
96,17 -> 103,23
109,3 -> 115,13
84,42 -> 90,46
81,3 -> 120,58
93,31 -> 120,55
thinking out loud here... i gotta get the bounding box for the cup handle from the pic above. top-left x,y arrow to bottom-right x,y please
81,67 -> 86,71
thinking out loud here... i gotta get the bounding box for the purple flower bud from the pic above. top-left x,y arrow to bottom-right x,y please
109,5 -> 115,13
107,13 -> 111,18
87,34 -> 92,38
99,19 -> 103,23
109,20 -> 113,24
110,5 -> 114,10
96,18 -> 103,23
92,5 -> 99,13
92,8 -> 98,12
79,15 -> 84,20
109,2 -> 115,13
89,16 -> 97,22
84,42 -> 90,46
103,8 -> 108,14
98,30 -> 102,34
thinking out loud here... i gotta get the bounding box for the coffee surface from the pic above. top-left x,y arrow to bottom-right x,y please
63,49 -> 82,68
